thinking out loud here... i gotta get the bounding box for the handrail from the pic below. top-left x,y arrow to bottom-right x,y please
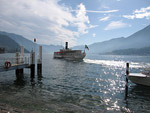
0,56 -> 30,67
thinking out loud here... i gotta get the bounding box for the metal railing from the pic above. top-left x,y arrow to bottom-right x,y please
0,56 -> 30,67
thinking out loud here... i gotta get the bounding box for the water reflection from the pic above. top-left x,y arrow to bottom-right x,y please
122,85 -> 150,113
38,74 -> 43,88
129,85 -> 150,98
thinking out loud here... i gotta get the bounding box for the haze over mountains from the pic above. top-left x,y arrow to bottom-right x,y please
0,34 -> 29,53
88,25 -> 150,53
108,47 -> 150,56
73,25 -> 150,54
0,31 -> 62,53
0,25 -> 150,55
0,31 -> 37,53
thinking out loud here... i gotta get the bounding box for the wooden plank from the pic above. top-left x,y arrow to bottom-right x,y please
0,64 -> 30,72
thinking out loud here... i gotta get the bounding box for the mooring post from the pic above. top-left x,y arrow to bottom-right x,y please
15,47 -> 24,76
30,50 -> 35,78
16,52 -> 19,64
20,46 -> 24,64
125,63 -> 129,100
20,46 -> 24,74
37,46 -> 42,75
15,52 -> 19,75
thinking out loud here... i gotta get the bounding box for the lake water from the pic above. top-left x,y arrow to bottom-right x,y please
0,53 -> 150,113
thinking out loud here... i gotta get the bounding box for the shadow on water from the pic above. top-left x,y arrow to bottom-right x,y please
14,74 -> 26,87
37,75 -> 43,88
13,73 -> 43,89
129,85 -> 150,98
30,74 -> 43,87
123,85 -> 150,113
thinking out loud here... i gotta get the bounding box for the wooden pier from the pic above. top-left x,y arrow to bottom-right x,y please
0,46 -> 42,78
0,64 -> 29,72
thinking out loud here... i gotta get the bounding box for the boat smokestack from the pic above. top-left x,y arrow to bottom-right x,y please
65,42 -> 68,50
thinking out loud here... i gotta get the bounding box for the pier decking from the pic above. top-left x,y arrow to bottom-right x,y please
0,64 -> 29,72
0,46 -> 42,78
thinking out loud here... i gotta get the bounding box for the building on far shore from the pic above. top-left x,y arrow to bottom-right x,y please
0,47 -> 5,53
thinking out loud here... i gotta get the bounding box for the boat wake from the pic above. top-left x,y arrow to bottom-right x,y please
84,59 -> 150,68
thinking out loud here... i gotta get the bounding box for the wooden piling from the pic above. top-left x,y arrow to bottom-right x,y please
15,47 -> 24,76
16,69 -> 24,79
37,64 -> 42,75
16,69 -> 20,76
37,46 -> 42,75
15,51 -> 23,76
16,52 -> 19,64
20,46 -> 24,64
125,63 -> 129,100
20,46 -> 24,75
30,50 -> 35,78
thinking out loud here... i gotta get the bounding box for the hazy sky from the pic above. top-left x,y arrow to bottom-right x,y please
0,0 -> 150,46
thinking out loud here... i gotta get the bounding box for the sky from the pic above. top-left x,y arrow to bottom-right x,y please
0,0 -> 150,47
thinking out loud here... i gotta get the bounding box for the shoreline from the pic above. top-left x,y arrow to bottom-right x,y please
0,103 -> 36,113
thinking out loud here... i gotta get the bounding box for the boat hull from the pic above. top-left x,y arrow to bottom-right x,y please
129,73 -> 150,86
54,53 -> 86,61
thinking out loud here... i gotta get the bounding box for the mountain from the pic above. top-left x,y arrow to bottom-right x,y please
0,24 -> 150,54
0,31 -> 63,53
106,46 -> 150,56
89,37 -> 125,53
88,25 -> 150,53
0,31 -> 36,52
0,34 -> 28,53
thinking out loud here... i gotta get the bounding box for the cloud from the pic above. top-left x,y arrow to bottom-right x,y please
123,15 -> 135,19
123,6 -> 150,20
74,3 -> 90,34
99,16 -> 110,21
104,21 -> 130,30
71,9 -> 118,14
86,9 -> 118,13
92,33 -> 96,37
0,0 -> 94,46
89,24 -> 99,29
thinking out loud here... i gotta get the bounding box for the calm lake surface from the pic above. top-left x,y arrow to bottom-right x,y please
0,53 -> 150,113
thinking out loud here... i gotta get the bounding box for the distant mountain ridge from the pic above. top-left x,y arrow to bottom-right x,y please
0,34 -> 28,53
0,31 -> 62,53
0,31 -> 37,52
0,24 -> 150,54
88,25 -> 150,53
0,34 -> 20,53
106,46 -> 150,56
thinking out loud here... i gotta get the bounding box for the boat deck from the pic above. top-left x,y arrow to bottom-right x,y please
129,73 -> 148,77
